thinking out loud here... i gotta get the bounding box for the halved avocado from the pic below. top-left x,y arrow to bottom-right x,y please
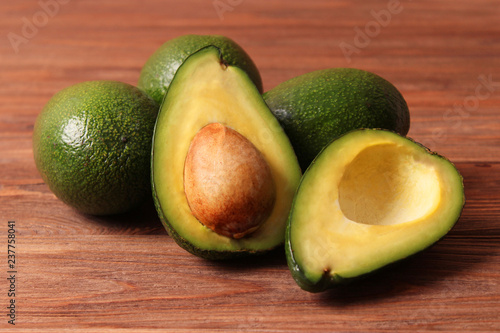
151,46 -> 301,259
286,129 -> 465,292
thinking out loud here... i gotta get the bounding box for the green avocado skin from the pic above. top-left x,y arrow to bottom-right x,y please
285,225 -> 344,293
138,34 -> 263,105
263,68 -> 410,170
33,81 -> 159,215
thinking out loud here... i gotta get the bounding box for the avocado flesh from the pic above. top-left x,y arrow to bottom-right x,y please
151,46 -> 301,259
286,129 -> 464,292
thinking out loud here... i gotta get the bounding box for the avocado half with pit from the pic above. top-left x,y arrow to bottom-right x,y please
286,129 -> 465,292
151,46 -> 301,259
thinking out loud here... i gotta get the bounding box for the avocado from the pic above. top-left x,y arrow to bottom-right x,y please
33,81 -> 159,215
286,129 -> 465,292
151,46 -> 301,259
138,34 -> 263,105
263,68 -> 410,170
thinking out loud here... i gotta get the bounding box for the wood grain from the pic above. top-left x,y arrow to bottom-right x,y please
1,0 -> 499,331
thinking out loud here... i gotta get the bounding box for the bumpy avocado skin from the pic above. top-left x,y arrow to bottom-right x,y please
263,68 -> 410,170
138,34 -> 263,105
33,81 -> 159,215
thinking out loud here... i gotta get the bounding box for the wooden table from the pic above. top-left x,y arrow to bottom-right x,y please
1,0 -> 499,331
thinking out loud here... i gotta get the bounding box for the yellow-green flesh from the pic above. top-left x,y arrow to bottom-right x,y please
152,48 -> 301,253
290,130 -> 464,283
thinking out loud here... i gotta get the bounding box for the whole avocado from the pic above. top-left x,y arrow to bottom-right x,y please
138,34 -> 263,105
33,80 -> 159,215
263,68 -> 410,170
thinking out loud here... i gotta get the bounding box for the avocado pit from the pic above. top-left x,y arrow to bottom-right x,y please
184,123 -> 276,239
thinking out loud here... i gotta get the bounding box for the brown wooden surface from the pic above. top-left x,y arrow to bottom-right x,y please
1,0 -> 499,331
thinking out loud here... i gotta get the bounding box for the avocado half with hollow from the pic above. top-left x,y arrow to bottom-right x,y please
151,46 -> 301,259
286,129 -> 465,292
